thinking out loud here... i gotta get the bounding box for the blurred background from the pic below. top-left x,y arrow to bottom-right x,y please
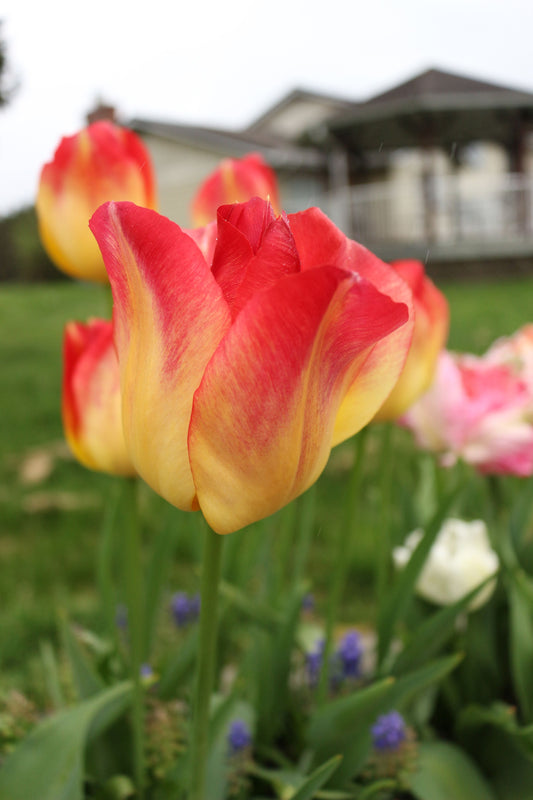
3,0 -> 533,697
2,0 -> 533,280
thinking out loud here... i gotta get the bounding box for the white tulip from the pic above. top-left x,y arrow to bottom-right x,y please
393,518 -> 499,610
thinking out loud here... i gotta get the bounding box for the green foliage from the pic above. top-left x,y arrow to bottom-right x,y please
410,741 -> 497,800
0,206 -> 60,282
0,682 -> 132,800
4,278 -> 533,797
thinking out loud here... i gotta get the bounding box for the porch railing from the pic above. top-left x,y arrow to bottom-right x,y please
326,173 -> 533,248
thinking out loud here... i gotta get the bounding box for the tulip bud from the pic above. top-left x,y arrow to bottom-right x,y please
375,260 -> 449,420
191,153 -> 280,226
37,121 -> 157,283
62,318 -> 136,476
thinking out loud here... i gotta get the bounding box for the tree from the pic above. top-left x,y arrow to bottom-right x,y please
0,20 -> 17,108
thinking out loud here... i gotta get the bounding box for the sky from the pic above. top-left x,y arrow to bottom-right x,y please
1,0 -> 533,216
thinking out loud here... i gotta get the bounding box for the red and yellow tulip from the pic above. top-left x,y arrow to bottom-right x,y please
63,318 -> 136,476
37,121 -> 157,283
90,198 -> 413,534
191,153 -> 280,226
375,259 -> 449,420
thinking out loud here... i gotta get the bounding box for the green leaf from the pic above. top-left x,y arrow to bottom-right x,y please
459,702 -> 533,762
143,512 -> 180,657
255,586 -> 306,744
509,569 -> 533,721
40,640 -> 66,710
377,488 -> 462,668
288,755 -> 342,799
392,578 -> 491,675
61,619 -> 104,700
410,741 -> 497,800
96,480 -> 123,641
308,654 -> 461,788
390,652 -> 463,709
457,704 -> 533,799
308,678 -> 395,755
0,682 -> 132,800
157,626 -> 198,699
219,580 -> 281,631
205,697 -> 255,800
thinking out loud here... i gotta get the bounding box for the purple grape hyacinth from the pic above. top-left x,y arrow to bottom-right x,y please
336,630 -> 363,679
371,711 -> 407,751
227,719 -> 252,755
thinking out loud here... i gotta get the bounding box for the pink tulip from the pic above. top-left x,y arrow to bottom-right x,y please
402,349 -> 533,476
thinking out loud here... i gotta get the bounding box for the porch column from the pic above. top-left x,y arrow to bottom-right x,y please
327,143 -> 351,234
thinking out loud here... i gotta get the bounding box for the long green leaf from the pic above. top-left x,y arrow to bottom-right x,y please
205,697 -> 255,800
157,627 -> 198,699
96,480 -> 123,641
143,511 -> 180,657
509,569 -> 533,722
0,682 -> 132,800
61,619 -> 104,699
289,755 -> 342,800
40,640 -> 66,710
256,586 -> 308,744
390,652 -> 463,708
219,580 -> 281,630
377,488 -> 462,668
309,653 -> 461,788
391,576 -> 495,675
410,741 -> 497,800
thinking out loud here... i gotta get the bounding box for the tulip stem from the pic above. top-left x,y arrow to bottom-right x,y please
190,521 -> 224,800
376,423 -> 394,606
122,478 -> 146,799
318,428 -> 368,704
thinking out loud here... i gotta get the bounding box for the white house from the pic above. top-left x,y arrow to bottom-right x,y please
99,67 -> 533,271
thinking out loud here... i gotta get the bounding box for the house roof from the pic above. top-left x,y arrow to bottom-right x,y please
246,88 -> 357,141
130,117 -> 326,169
130,67 -> 533,164
324,67 -> 533,151
365,67 -> 533,106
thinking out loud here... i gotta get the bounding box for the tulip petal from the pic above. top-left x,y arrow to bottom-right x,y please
62,319 -> 135,475
189,266 -> 408,534
288,208 -> 414,442
90,201 -> 231,510
375,259 -> 449,419
212,201 -> 300,317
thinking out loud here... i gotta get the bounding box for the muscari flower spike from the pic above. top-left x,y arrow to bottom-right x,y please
306,638 -> 325,688
227,719 -> 252,755
371,711 -> 407,751
336,630 -> 363,679
171,592 -> 191,627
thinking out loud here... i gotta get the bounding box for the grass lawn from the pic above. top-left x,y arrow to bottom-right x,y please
1,274 -> 533,696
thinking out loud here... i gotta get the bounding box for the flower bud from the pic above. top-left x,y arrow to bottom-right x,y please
191,153 -> 280,226
62,318 -> 136,476
37,121 -> 157,282
375,260 -> 449,420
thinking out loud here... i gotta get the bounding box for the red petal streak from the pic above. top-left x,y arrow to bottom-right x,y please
189,266 -> 407,534
289,207 -> 415,438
